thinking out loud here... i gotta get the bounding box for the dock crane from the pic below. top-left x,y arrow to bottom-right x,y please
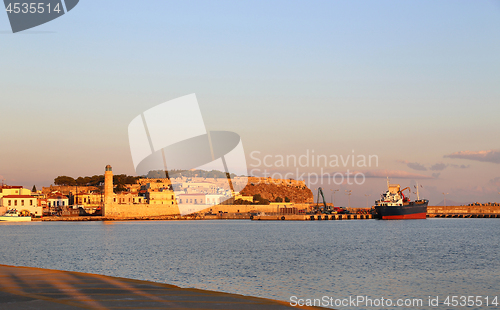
314,187 -> 349,214
315,187 -> 335,214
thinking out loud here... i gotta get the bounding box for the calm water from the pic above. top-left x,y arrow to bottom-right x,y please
0,219 -> 499,309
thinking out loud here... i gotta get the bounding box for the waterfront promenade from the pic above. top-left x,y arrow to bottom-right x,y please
0,265 -> 323,309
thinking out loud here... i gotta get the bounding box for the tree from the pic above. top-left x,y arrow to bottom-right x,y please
54,176 -> 76,186
114,183 -> 127,193
275,197 -> 283,202
252,194 -> 270,205
253,194 -> 263,202
32,185 -> 37,192
88,175 -> 104,186
76,177 -> 89,186
284,197 -> 291,203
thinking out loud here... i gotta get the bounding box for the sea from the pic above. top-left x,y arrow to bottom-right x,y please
0,218 -> 499,309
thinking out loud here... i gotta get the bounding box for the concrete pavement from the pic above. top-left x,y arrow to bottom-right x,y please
0,265 -> 324,310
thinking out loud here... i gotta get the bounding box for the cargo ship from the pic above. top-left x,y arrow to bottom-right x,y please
374,179 -> 428,220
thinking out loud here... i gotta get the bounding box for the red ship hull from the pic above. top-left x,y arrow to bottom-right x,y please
381,212 -> 427,220
375,200 -> 428,220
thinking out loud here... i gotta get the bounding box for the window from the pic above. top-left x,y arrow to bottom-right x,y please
15,200 -> 18,206
21,200 -> 24,206
30,200 -> 33,206
8,200 -> 11,206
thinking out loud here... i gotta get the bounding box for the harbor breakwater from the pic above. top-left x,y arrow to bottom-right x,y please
427,205 -> 500,218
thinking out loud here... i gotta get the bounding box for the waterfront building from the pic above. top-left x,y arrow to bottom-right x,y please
233,192 -> 254,203
0,195 -> 41,217
46,192 -> 69,209
114,192 -> 145,204
177,193 -> 206,205
145,190 -> 176,205
38,198 -> 49,216
74,192 -> 103,214
205,194 -> 226,205
0,185 -> 32,200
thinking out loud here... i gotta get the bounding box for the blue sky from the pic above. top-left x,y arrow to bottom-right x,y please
1,0 -> 499,206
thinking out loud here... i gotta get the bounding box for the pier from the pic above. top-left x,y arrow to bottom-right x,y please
427,205 -> 500,219
428,213 -> 500,218
253,213 -> 373,221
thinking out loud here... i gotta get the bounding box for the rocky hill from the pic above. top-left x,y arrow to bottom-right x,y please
240,177 -> 313,203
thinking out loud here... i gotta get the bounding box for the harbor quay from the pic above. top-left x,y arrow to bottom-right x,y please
1,165 -> 500,222
0,264 -> 325,309
427,205 -> 500,218
37,212 -> 374,222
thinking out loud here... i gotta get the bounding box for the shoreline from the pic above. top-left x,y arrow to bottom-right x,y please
0,264 -> 326,309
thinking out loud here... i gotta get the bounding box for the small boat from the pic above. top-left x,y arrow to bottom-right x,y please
0,209 -> 32,222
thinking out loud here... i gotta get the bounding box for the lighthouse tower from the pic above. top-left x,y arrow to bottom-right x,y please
103,165 -> 113,216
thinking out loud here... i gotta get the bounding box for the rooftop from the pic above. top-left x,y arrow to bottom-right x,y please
2,195 -> 35,199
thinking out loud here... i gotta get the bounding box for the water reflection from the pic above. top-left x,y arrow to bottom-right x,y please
0,219 -> 499,309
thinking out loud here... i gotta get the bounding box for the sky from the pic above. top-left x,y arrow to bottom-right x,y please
1,0 -> 499,206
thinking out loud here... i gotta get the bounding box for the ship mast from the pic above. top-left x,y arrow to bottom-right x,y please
416,181 -> 420,200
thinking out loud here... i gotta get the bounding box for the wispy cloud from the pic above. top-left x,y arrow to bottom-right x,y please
396,160 -> 427,171
407,162 -> 427,171
430,163 -> 447,171
432,172 -> 441,178
489,177 -> 500,187
450,164 -> 470,169
444,149 -> 500,164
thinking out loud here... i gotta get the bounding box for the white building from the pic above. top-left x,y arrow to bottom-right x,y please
46,192 -> 69,209
205,194 -> 226,205
1,195 -> 42,217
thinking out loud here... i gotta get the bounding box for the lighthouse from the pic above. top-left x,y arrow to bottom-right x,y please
103,165 -> 113,216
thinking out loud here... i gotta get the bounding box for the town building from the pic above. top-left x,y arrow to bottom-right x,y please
46,192 -> 69,209
177,193 -> 206,205
145,190 -> 176,205
0,185 -> 32,199
1,195 -> 42,217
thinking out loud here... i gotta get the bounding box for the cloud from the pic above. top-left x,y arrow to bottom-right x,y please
430,163 -> 448,171
406,162 -> 427,171
489,177 -> 500,187
432,173 -> 441,178
444,149 -> 500,164
450,164 -> 470,169
362,170 -> 433,179
397,160 -> 427,171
